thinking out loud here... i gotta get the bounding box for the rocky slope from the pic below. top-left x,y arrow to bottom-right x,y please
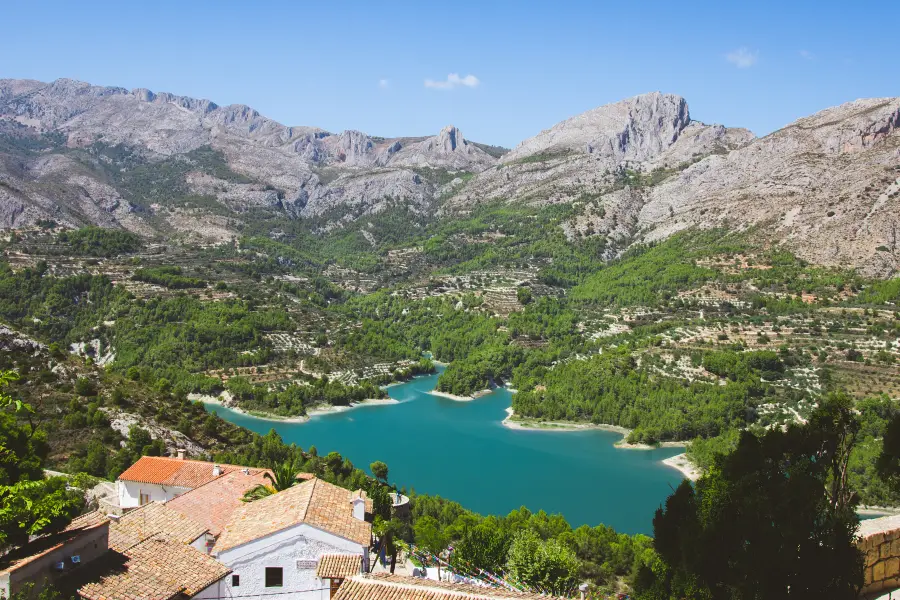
0,78 -> 497,238
1,77 -> 899,275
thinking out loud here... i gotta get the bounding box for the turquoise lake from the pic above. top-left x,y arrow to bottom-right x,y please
205,368 -> 684,535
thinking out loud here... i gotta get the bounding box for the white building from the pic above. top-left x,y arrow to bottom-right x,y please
115,455 -> 268,509
202,477 -> 372,600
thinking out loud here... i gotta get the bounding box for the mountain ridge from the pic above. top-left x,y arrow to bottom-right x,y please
1,76 -> 898,275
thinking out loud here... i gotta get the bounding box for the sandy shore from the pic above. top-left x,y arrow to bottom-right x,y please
194,393 -> 398,423
501,407 -> 628,433
428,389 -> 492,402
662,453 -> 701,481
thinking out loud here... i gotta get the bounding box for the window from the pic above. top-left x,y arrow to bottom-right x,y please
231,575 -> 240,587
139,491 -> 150,506
265,567 -> 283,588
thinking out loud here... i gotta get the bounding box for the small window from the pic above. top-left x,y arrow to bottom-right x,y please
231,574 -> 240,587
139,492 -> 150,506
265,567 -> 283,588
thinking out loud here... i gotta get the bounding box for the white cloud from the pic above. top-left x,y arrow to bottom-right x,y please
424,73 -> 480,90
378,79 -> 389,89
725,47 -> 759,68
799,49 -> 815,60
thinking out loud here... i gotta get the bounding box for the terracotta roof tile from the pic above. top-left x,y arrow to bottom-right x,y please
109,502 -> 208,552
333,574 -> 568,600
166,470 -> 270,536
316,554 -> 363,579
117,456 -> 267,489
214,477 -> 371,553
78,534 -> 230,600
0,513 -> 109,575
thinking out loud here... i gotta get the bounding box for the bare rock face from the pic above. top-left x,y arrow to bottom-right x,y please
444,94 -> 752,212
0,78 -> 500,236
501,92 -> 691,165
387,125 -> 496,172
292,169 -> 432,222
638,97 -> 900,276
1,76 -> 899,276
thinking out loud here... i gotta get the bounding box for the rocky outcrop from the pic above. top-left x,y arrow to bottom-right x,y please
1,77 -> 899,276
637,97 -> 900,276
386,125 -> 496,172
0,78 -> 501,235
500,92 -> 692,165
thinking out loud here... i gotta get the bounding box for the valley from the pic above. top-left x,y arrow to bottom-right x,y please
1,76 -> 899,597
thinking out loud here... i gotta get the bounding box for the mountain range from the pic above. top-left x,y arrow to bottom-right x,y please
0,77 -> 897,275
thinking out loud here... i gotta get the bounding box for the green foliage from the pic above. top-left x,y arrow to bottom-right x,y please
132,266 -> 206,289
507,529 -> 580,596
646,399 -> 864,599
56,226 -> 142,257
370,461 -> 389,482
0,372 -> 83,550
571,233 -> 718,306
512,350 -> 762,443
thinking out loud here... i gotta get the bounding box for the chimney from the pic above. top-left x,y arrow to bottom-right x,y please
212,464 -> 222,477
176,449 -> 185,460
241,468 -> 250,475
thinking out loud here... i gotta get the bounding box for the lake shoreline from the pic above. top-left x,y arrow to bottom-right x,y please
194,393 -> 398,423
503,407 -> 693,475
428,388 -> 493,402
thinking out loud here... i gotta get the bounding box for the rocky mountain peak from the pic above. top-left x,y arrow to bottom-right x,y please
502,91 -> 691,165
437,125 -> 463,152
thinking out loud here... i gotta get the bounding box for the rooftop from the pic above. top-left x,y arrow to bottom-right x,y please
214,477 -> 372,552
77,534 -> 230,600
116,456 -> 267,489
316,554 -> 363,579
165,470 -> 270,536
109,502 -> 208,552
0,511 -> 110,574
333,574 -> 568,600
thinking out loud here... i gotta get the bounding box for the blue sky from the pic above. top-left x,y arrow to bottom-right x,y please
1,0 -> 895,147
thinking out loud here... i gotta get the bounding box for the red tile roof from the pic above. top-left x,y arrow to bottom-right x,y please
333,574 -> 568,600
214,477 -> 372,552
316,554 -> 363,579
78,534 -> 230,600
109,502 -> 207,552
117,456 -> 267,489
166,470 -> 270,536
0,511 -> 110,575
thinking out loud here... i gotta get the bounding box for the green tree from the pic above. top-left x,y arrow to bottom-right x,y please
370,461 -> 389,483
507,529 -> 579,596
242,460 -> 301,502
414,515 -> 449,579
647,398 -> 864,599
0,371 -> 83,550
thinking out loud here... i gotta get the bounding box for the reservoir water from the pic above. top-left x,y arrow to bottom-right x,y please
205,368 -> 684,535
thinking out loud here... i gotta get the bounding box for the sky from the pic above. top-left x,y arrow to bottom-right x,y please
1,0 -> 896,148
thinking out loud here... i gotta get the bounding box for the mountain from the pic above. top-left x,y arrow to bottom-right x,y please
1,77 -> 899,275
444,93 -> 900,276
0,78 -> 497,238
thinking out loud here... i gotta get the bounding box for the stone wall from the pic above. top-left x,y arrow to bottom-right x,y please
859,515 -> 900,598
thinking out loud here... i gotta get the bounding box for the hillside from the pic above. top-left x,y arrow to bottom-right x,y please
1,78 -> 898,276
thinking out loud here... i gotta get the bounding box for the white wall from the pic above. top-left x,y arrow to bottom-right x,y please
214,523 -> 367,600
117,480 -> 191,509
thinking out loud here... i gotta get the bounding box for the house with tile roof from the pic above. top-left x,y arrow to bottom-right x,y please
204,477 -> 372,600
0,512 -> 111,598
47,506 -> 231,600
108,501 -> 211,554
166,469 -> 271,538
115,455 -> 268,509
332,574 -> 569,600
